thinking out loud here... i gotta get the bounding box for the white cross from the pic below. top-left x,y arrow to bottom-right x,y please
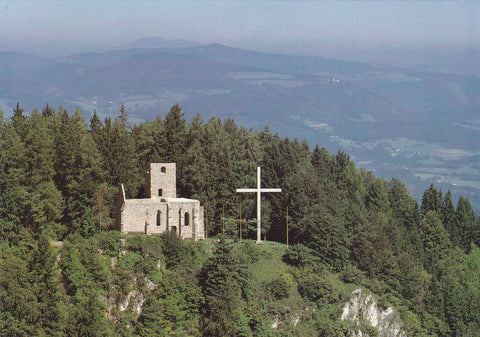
236,167 -> 281,244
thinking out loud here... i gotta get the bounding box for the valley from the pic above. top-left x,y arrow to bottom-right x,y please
1,41 -> 479,210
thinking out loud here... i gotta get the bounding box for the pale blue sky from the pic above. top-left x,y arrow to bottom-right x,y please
1,1 -> 478,56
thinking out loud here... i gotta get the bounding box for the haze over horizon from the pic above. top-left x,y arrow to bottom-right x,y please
1,1 -> 479,211
1,1 -> 479,63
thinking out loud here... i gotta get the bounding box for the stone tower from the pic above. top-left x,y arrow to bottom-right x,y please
147,163 -> 176,199
118,163 -> 205,240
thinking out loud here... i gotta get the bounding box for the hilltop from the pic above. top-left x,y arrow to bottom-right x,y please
1,104 -> 479,336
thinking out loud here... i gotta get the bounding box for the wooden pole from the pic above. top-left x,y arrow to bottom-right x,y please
222,201 -> 225,235
286,206 -> 289,249
239,204 -> 242,242
205,205 -> 207,249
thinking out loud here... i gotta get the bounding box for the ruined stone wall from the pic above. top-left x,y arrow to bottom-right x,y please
120,198 -> 205,240
197,206 -> 205,240
119,163 -> 204,240
163,199 -> 204,240
120,199 -> 169,235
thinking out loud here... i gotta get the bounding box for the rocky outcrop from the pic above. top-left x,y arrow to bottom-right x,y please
119,290 -> 144,318
100,273 -> 157,321
341,289 -> 407,337
271,305 -> 313,330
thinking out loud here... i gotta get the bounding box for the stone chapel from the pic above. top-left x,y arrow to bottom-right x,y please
117,163 -> 205,240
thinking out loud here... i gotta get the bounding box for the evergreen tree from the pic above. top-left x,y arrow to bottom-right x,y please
388,178 -> 419,229
164,104 -> 187,162
261,133 -> 313,242
201,239 -> 250,336
442,190 -> 456,237
439,247 -> 476,336
137,268 -> 201,336
0,119 -> 26,238
365,173 -> 390,213
203,275 -> 242,337
311,145 -> 331,176
462,245 -> 480,334
301,210 -> 351,271
118,103 -> 129,128
0,247 -> 39,336
91,116 -> 141,198
55,108 -> 104,236
89,109 -> 103,136
454,196 -> 476,252
12,109 -> 64,236
419,210 -> 451,271
11,102 -> 27,139
92,182 -> 116,231
132,115 -> 166,173
182,114 -> 209,198
30,234 -> 66,335
420,184 -> 443,216
65,289 -> 109,337
41,103 -> 55,118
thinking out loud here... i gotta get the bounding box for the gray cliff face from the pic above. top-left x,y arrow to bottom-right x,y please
341,289 -> 407,337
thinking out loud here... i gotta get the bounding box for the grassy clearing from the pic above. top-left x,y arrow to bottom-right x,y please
247,241 -> 289,284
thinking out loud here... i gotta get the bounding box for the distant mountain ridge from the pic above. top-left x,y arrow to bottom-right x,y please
128,37 -> 203,49
1,39 -> 479,211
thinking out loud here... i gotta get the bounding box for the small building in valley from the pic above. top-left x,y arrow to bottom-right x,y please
117,163 -> 205,240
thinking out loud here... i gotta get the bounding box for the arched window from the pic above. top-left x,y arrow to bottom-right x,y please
158,189 -> 163,197
184,212 -> 190,226
156,210 -> 161,227
161,166 -> 166,174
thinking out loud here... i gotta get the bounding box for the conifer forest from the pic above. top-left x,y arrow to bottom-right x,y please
1,103 -> 479,336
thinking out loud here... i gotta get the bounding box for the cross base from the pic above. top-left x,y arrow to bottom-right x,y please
255,240 -> 264,245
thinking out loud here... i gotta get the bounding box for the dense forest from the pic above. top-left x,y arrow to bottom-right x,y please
1,103 -> 479,336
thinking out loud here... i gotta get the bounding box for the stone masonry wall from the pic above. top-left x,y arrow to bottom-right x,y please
120,198 -> 205,240
149,163 -> 176,199
119,163 -> 204,240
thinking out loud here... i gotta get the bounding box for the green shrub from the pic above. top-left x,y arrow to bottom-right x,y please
161,230 -> 194,269
265,278 -> 289,300
341,263 -> 365,284
298,274 -> 333,304
356,324 -> 379,337
240,240 -> 261,263
282,244 -> 320,267
315,317 -> 349,336
125,234 -> 146,253
142,235 -> 163,259
96,231 -> 120,256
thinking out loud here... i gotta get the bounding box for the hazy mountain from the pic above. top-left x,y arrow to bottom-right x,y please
0,52 -> 56,73
173,43 -> 386,75
128,37 -> 203,49
1,42 -> 479,210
